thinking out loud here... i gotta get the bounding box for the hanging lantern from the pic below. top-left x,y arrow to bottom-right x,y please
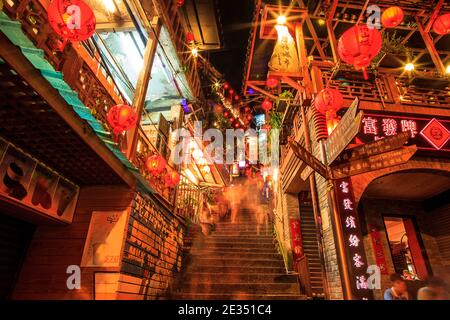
234,122 -> 240,128
269,25 -> 301,73
229,89 -> 235,95
186,31 -> 195,44
266,78 -> 279,88
145,154 -> 166,175
47,0 -> 96,42
337,25 -> 382,80
176,0 -> 185,7
381,6 -> 404,28
165,170 -> 181,187
107,104 -> 137,140
315,88 -> 343,120
224,111 -> 230,118
262,98 -> 273,111
230,117 -> 235,123
433,13 -> 450,35
234,95 -> 240,101
247,114 -> 253,121
223,83 -> 230,90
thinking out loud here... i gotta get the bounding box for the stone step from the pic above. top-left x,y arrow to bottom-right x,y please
186,264 -> 286,274
172,293 -> 307,300
186,257 -> 285,268
189,250 -> 282,260
177,282 -> 300,294
196,241 -> 276,250
210,231 -> 275,236
179,272 -> 298,284
205,235 -> 275,243
189,247 -> 279,254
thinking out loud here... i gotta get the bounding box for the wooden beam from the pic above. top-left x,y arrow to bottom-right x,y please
425,0 -> 444,32
127,17 -> 161,160
0,33 -> 136,188
244,0 -> 262,95
415,16 -> 446,75
247,82 -> 278,100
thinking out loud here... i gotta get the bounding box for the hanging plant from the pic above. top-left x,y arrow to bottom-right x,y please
268,111 -> 283,130
276,90 -> 294,109
371,31 -> 413,68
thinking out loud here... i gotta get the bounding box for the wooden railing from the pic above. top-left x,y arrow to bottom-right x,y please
175,178 -> 202,223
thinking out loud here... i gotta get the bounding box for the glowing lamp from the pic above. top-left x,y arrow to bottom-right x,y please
266,78 -> 279,88
165,170 -> 181,187
262,98 -> 273,112
176,0 -> 185,7
47,0 -> 96,42
315,88 -> 343,119
381,6 -> 404,28
404,63 -> 415,72
337,25 -> 382,80
446,65 -> 450,74
223,83 -> 230,90
107,104 -> 137,139
433,13 -> 450,35
145,154 -> 166,175
277,15 -> 287,25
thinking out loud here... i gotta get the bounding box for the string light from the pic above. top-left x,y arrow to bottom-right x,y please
404,63 -> 415,72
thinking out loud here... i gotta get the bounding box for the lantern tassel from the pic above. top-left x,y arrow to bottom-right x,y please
362,67 -> 368,80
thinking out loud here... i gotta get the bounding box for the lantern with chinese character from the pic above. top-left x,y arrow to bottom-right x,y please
433,13 -> 450,35
381,6 -> 404,28
165,170 -> 181,187
145,154 -> 166,175
262,98 -> 273,112
315,88 -> 343,118
338,25 -> 382,80
266,78 -> 279,89
47,0 -> 96,42
106,104 -> 137,140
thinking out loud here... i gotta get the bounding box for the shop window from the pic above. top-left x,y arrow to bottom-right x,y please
383,216 -> 430,280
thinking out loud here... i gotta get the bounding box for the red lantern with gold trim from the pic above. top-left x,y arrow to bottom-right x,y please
165,170 -> 181,187
433,13 -> 450,35
381,6 -> 404,28
262,98 -> 273,112
315,88 -> 343,119
47,0 -> 96,42
145,154 -> 166,175
107,104 -> 137,140
338,25 -> 382,80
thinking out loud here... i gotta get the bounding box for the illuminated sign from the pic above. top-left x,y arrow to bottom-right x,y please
335,178 -> 373,300
357,112 -> 450,154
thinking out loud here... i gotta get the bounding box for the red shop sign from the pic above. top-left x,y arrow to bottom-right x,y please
368,224 -> 389,275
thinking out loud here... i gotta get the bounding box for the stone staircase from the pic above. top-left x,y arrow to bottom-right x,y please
171,208 -> 306,300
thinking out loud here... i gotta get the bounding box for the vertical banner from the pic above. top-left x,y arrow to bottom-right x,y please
335,178 -> 373,300
368,224 -> 389,275
289,218 -> 303,261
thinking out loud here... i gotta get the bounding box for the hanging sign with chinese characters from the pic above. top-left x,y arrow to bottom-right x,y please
335,178 -> 373,300
358,112 -> 450,155
289,218 -> 304,262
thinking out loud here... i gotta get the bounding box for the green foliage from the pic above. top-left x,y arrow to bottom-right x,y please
269,111 -> 283,129
372,31 -> 413,67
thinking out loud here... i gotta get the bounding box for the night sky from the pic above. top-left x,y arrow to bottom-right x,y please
209,0 -> 255,94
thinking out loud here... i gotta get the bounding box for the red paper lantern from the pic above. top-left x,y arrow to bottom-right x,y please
165,170 -> 181,187
47,0 -> 96,42
186,31 -> 195,43
229,89 -> 235,95
262,99 -> 273,111
234,122 -> 240,128
338,25 -> 382,80
381,6 -> 404,28
433,13 -> 450,35
230,117 -> 235,123
315,88 -> 343,118
224,111 -> 230,118
107,104 -> 137,138
223,83 -> 230,90
266,78 -> 279,88
145,154 -> 166,175
247,114 -> 253,121
234,95 -> 240,101
176,0 -> 185,7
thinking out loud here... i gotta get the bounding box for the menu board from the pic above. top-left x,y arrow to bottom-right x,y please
0,137 -> 79,223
